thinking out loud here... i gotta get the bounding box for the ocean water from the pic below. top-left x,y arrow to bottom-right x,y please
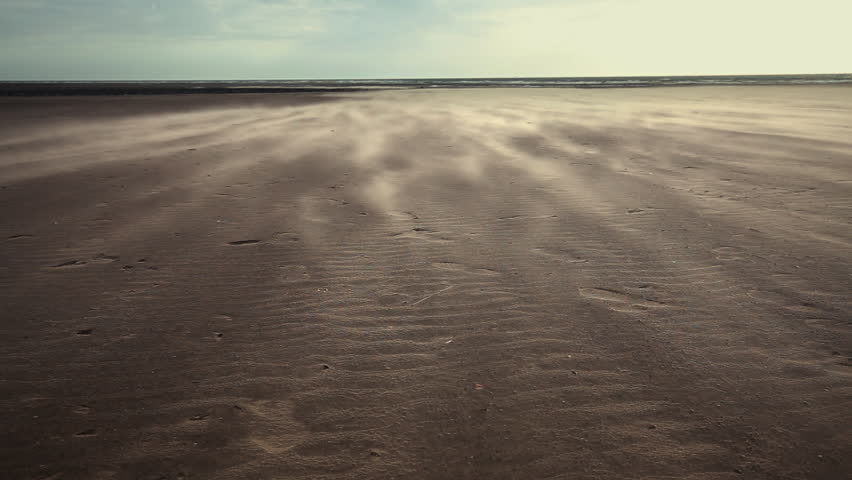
231,73 -> 852,88
2,74 -> 850,95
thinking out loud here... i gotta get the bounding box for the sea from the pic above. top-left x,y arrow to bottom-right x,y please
1,74 -> 850,95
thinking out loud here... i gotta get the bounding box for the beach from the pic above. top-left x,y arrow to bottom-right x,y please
1,86 -> 850,479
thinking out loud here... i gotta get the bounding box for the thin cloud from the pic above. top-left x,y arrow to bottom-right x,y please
0,0 -> 850,80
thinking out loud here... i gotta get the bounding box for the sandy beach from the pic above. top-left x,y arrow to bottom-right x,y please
1,87 -> 850,479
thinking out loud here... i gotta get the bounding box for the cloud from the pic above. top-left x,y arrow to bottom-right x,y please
1,0 -> 850,79
202,0 -> 363,38
0,0 -> 361,40
0,0 -> 367,79
404,0 -> 852,77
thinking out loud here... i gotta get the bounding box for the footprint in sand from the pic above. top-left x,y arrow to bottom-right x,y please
49,260 -> 88,269
228,239 -> 262,246
91,254 -> 120,264
272,232 -> 301,243
388,210 -> 419,220
49,253 -> 125,269
73,405 -> 92,415
391,227 -> 453,243
432,262 -> 501,276
532,247 -> 589,264
579,287 -> 667,313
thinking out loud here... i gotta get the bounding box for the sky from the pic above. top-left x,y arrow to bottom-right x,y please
1,0 -> 850,80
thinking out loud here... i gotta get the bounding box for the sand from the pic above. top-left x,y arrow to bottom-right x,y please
1,87 -> 850,480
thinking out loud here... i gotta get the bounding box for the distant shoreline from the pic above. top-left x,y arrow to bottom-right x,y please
2,74 -> 850,96
0,84 -> 379,96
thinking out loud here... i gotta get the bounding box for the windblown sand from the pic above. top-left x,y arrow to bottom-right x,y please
1,87 -> 850,480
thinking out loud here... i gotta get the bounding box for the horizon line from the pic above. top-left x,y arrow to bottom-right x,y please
2,73 -> 851,83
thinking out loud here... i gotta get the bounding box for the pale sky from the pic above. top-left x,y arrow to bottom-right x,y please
1,0 -> 850,80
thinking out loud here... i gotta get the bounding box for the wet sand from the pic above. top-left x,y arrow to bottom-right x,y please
1,87 -> 851,479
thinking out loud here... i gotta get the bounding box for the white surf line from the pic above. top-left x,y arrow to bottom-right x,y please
411,285 -> 454,306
